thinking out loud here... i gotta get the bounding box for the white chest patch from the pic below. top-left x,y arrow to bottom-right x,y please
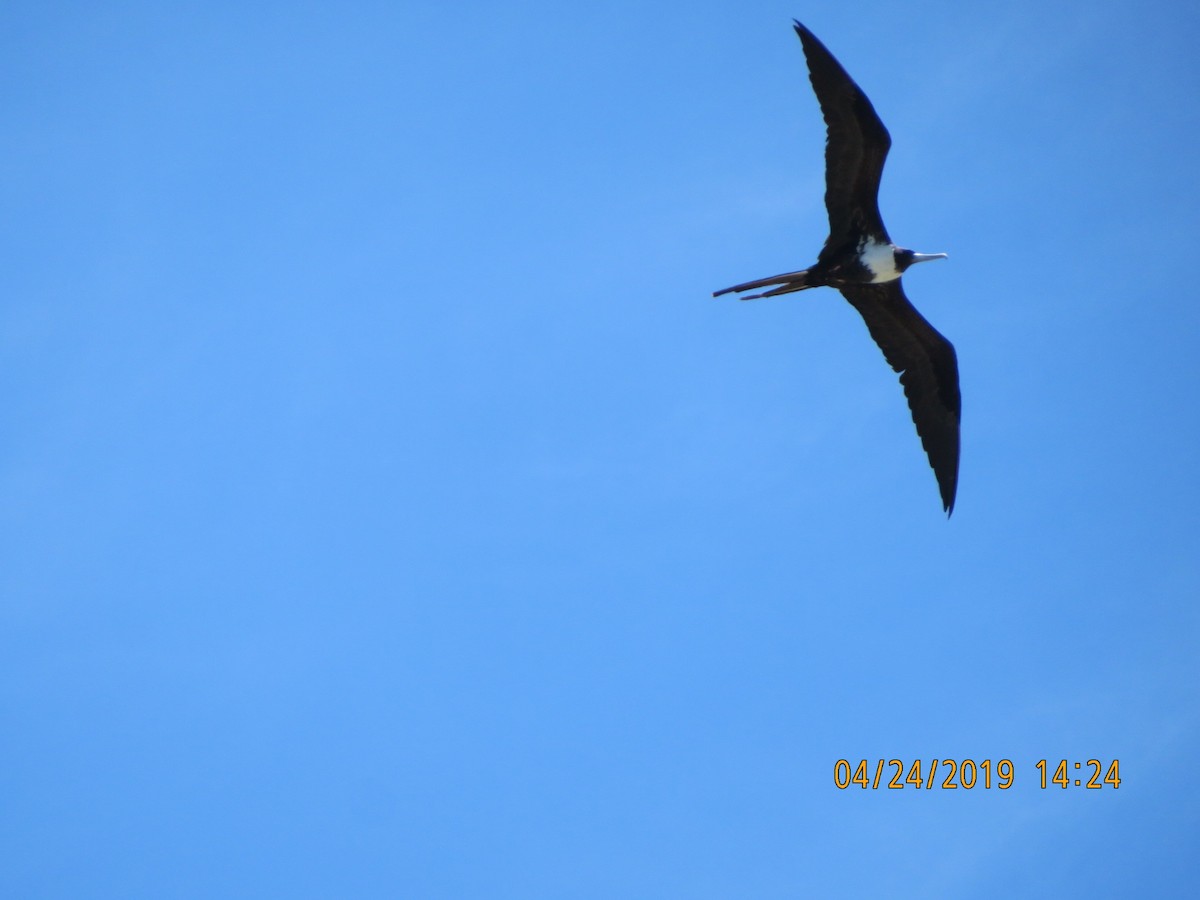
859,239 -> 901,283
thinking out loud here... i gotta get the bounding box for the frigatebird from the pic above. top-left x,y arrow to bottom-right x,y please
715,21 -> 960,515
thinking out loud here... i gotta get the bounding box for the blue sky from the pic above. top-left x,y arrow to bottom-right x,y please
3,1 -> 1199,896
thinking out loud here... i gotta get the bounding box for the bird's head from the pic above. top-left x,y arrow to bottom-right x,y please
895,248 -> 948,272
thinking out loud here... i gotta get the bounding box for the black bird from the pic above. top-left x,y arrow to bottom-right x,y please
715,22 -> 960,515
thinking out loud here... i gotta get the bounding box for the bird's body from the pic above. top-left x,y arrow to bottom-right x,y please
715,22 -> 961,515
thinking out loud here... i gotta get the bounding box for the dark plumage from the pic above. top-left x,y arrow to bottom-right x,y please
714,21 -> 960,514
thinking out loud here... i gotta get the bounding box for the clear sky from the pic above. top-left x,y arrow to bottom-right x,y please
3,1 -> 1199,897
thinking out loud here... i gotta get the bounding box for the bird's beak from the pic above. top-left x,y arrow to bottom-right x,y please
910,252 -> 949,264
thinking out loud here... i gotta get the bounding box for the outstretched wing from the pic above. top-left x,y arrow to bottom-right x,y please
838,281 -> 960,514
793,22 -> 892,251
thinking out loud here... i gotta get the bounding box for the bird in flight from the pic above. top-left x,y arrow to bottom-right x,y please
715,21 -> 960,515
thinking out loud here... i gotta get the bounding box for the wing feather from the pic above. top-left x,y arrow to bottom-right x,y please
793,23 -> 892,250
838,281 -> 961,514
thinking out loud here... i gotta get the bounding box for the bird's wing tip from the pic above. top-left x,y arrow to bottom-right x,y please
943,490 -> 957,517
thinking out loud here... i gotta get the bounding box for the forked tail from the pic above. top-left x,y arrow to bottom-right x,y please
712,269 -> 814,300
